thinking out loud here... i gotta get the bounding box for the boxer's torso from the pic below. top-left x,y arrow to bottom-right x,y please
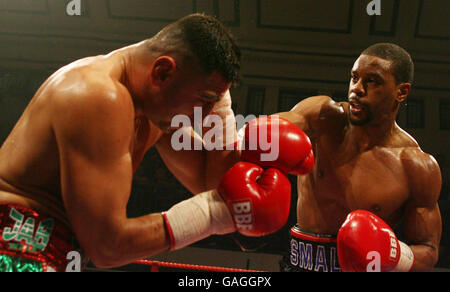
0,55 -> 161,226
297,101 -> 419,235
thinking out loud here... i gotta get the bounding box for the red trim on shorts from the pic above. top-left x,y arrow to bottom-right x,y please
290,226 -> 337,244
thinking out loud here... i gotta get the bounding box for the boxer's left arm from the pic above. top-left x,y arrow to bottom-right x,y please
156,90 -> 239,194
156,129 -> 208,194
402,149 -> 442,272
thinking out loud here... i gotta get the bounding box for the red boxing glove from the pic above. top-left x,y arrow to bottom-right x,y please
239,116 -> 314,175
218,161 -> 291,237
162,161 -> 291,250
337,210 -> 415,272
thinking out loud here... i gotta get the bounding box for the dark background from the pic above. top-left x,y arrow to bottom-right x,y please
0,0 -> 448,269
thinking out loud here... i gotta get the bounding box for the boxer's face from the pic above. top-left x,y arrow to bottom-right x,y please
347,54 -> 399,126
164,70 -> 230,132
148,57 -> 230,132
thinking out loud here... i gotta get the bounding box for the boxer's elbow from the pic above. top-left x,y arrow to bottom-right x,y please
80,226 -> 130,269
424,248 -> 440,272
89,253 -> 116,269
87,247 -> 119,269
85,239 -> 124,269
410,244 -> 440,272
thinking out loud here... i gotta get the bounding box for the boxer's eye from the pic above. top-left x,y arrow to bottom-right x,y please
200,91 -> 220,102
198,96 -> 214,106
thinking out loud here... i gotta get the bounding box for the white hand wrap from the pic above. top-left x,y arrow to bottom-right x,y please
203,91 -> 237,149
162,190 -> 236,250
393,241 -> 415,272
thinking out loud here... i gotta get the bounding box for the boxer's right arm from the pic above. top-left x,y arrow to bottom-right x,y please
276,95 -> 344,139
52,86 -> 170,268
52,86 -> 290,268
235,96 -> 339,175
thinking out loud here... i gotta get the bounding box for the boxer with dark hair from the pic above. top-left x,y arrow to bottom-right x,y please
0,14 -> 293,272
287,43 -> 441,272
245,43 -> 441,272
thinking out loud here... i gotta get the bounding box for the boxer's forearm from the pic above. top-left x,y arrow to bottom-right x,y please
276,112 -> 310,134
402,196 -> 442,272
157,126 -> 239,194
410,244 -> 439,272
203,90 -> 240,189
204,102 -> 239,189
156,131 -> 207,194
89,213 -> 170,268
205,149 -> 240,190
157,90 -> 238,192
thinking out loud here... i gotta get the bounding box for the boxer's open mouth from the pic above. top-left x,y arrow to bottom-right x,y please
349,100 -> 366,114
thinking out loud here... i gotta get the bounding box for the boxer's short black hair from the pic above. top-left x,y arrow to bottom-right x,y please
362,43 -> 414,85
148,13 -> 241,86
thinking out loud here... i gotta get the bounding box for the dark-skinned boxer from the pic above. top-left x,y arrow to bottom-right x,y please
282,43 -> 441,272
240,43 -> 441,272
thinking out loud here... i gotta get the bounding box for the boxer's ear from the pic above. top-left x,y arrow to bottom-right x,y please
150,56 -> 177,86
395,83 -> 411,104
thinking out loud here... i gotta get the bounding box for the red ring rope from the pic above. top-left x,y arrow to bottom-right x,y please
135,260 -> 266,272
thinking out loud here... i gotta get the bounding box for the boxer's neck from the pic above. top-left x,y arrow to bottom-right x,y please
113,42 -> 158,118
346,118 -> 398,152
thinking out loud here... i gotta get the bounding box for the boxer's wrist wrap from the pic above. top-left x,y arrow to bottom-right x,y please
162,190 -> 235,251
393,241 -> 415,272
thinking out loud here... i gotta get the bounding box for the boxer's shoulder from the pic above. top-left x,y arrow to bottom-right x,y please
400,147 -> 441,206
46,55 -> 128,99
291,95 -> 342,116
49,66 -> 135,146
396,128 -> 439,173
49,67 -> 133,117
290,95 -> 347,134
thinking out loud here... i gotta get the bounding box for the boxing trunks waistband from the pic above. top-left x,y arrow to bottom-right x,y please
0,204 -> 85,272
288,225 -> 340,272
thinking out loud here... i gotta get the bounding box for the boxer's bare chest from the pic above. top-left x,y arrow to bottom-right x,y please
297,135 -> 411,234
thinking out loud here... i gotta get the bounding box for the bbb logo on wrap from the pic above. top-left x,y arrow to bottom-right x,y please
386,229 -> 398,261
232,200 -> 254,231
